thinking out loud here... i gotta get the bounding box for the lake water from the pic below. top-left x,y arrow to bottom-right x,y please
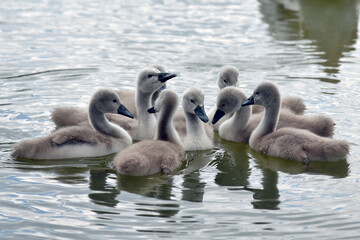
1,0 -> 360,239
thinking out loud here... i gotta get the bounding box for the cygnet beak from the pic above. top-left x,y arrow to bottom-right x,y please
194,105 -> 209,123
158,72 -> 177,83
117,104 -> 134,119
147,107 -> 157,114
241,95 -> 254,107
212,109 -> 225,125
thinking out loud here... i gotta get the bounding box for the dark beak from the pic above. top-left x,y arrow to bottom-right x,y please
117,104 -> 134,119
241,95 -> 254,107
158,72 -> 177,83
194,105 -> 209,123
212,109 -> 225,125
147,107 -> 157,114
158,84 -> 167,91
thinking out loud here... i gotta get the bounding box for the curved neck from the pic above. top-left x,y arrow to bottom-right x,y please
229,105 -> 251,131
136,90 -> 152,115
185,112 -> 208,140
89,107 -> 132,141
156,105 -> 182,146
136,89 -> 157,139
262,101 -> 280,135
251,99 -> 280,143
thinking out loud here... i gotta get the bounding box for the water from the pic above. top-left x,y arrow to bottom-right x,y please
1,0 -> 360,239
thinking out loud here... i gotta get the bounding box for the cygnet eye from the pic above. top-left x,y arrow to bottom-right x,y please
148,74 -> 154,78
255,91 -> 259,95
223,79 -> 228,84
190,99 -> 195,104
113,99 -> 117,103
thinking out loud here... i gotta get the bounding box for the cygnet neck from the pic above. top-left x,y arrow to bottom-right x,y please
229,105 -> 252,132
89,106 -> 130,139
185,112 -> 207,139
136,89 -> 153,115
156,103 -> 182,146
136,89 -> 157,139
252,95 -> 281,142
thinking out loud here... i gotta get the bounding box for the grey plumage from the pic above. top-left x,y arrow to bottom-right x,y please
12,89 -> 133,160
242,82 -> 349,162
51,64 -> 167,128
208,65 -> 306,131
113,89 -> 184,176
173,87 -> 213,151
213,86 -> 335,143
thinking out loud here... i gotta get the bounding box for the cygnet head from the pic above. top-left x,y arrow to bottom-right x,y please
149,64 -> 166,73
148,89 -> 178,114
212,86 -> 246,124
148,64 -> 167,104
89,88 -> 134,118
242,82 -> 280,108
137,67 -> 177,94
182,87 -> 209,123
217,65 -> 239,89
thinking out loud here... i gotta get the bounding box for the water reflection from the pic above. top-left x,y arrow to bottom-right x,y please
88,170 -> 119,207
180,150 -> 214,203
13,156 -> 108,184
134,202 -> 180,219
213,137 -> 349,210
300,0 -> 359,74
248,169 -> 280,210
246,149 -> 349,209
117,174 -> 180,218
214,141 -> 251,187
12,140 -> 349,214
116,174 -> 173,200
259,0 -> 359,76
249,149 -> 349,178
181,171 -> 206,203
213,140 -> 280,210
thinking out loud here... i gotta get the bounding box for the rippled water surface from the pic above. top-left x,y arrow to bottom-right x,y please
1,0 -> 360,239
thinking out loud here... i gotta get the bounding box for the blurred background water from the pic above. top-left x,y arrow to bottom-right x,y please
1,0 -> 360,239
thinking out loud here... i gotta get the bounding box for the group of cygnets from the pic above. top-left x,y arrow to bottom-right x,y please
11,65 -> 350,176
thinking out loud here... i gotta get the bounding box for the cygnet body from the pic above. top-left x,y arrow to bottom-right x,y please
176,87 -> 213,151
213,87 -> 335,143
207,65 -> 240,131
241,82 -> 349,162
132,68 -> 177,140
208,65 -> 306,131
113,89 -> 184,176
114,64 -> 167,117
51,64 -> 166,127
12,89 -> 134,159
53,67 -> 177,141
